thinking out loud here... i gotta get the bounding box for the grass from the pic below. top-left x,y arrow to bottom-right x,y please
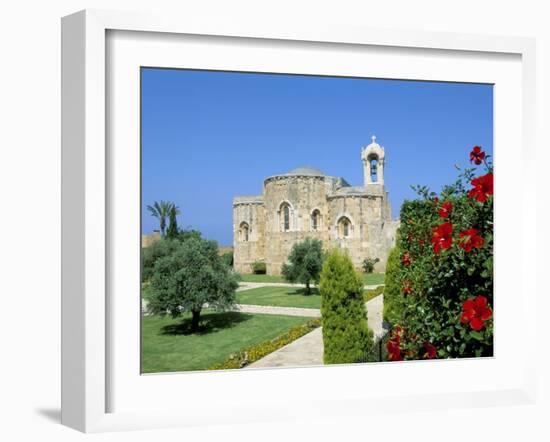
238,272 -> 386,285
141,310 -> 310,373
236,286 -> 322,309
236,285 -> 384,309
238,273 -> 286,283
362,273 -> 386,285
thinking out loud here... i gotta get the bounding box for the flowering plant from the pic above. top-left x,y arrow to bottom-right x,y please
383,146 -> 493,360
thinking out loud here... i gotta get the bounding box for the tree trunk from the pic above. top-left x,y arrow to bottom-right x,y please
191,309 -> 201,332
305,281 -> 311,295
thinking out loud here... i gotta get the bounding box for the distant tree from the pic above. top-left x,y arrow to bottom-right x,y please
141,238 -> 180,282
147,236 -> 239,332
221,251 -> 234,268
176,228 -> 202,242
165,204 -> 181,239
147,200 -> 176,237
320,249 -> 374,364
281,238 -> 324,294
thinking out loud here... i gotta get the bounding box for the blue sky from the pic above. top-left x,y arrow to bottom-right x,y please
141,68 -> 493,246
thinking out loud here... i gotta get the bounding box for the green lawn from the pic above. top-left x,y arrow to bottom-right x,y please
141,311 -> 310,373
238,272 -> 385,285
238,273 -> 286,283
236,285 -> 384,309
236,286 -> 322,309
362,273 -> 386,285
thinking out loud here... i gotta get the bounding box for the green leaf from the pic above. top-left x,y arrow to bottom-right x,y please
470,331 -> 484,341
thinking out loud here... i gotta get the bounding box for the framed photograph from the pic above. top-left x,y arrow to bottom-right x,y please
61,9 -> 537,432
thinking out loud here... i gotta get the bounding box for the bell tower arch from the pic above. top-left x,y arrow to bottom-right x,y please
361,135 -> 385,186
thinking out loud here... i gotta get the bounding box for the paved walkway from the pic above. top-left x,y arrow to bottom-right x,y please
245,294 -> 388,369
234,304 -> 321,318
247,327 -> 324,368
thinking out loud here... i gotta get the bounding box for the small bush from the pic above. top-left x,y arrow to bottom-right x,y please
209,318 -> 321,370
252,261 -> 267,274
362,257 -> 380,273
320,249 -> 374,364
363,285 -> 384,303
221,251 -> 234,268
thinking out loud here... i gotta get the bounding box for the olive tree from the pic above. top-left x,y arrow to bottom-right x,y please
147,236 -> 239,331
281,237 -> 324,294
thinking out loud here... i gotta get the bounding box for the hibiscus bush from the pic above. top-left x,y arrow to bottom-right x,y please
384,146 -> 493,361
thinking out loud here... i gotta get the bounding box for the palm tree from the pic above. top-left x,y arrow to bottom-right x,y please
147,200 -> 177,237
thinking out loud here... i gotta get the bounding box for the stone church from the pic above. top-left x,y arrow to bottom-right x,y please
232,136 -> 399,275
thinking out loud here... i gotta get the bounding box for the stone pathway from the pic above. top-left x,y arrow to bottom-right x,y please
244,294 -> 388,369
234,304 -> 321,318
247,327 -> 324,368
366,294 -> 388,340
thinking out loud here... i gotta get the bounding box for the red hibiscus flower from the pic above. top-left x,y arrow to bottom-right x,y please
461,295 -> 493,331
402,280 -> 412,295
469,173 -> 493,203
459,228 -> 485,252
431,222 -> 453,254
387,339 -> 402,361
401,251 -> 411,266
470,146 -> 486,165
438,201 -> 453,219
422,342 -> 437,359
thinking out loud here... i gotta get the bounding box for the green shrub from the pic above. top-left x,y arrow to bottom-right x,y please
221,251 -> 234,268
384,147 -> 493,361
281,238 -> 324,294
362,257 -> 380,273
252,261 -> 267,274
382,245 -> 403,325
320,249 -> 374,364
141,238 -> 180,282
209,318 -> 321,370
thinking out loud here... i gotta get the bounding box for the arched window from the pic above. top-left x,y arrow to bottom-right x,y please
369,155 -> 379,183
279,202 -> 291,232
239,222 -> 250,242
337,216 -> 352,239
311,209 -> 321,231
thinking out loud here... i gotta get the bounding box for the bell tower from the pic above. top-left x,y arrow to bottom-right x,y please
361,135 -> 385,186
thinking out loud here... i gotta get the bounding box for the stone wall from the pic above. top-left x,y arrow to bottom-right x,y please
263,175 -> 329,274
327,191 -> 395,272
141,231 -> 161,248
233,198 -> 266,273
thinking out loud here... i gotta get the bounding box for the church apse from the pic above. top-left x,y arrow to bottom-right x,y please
233,137 -> 399,275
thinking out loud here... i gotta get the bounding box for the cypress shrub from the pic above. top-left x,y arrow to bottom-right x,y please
382,244 -> 404,325
320,249 -> 374,364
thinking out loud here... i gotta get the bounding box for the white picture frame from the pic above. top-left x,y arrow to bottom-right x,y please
61,9 -> 537,433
